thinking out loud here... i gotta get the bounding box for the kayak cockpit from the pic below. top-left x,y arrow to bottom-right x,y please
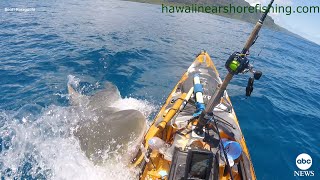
131,52 -> 256,180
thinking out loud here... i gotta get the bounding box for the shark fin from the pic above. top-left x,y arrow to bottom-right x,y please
67,84 -> 82,106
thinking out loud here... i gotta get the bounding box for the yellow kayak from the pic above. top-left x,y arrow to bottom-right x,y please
131,51 -> 256,180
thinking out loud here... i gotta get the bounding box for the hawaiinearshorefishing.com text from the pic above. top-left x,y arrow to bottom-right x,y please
161,4 -> 319,15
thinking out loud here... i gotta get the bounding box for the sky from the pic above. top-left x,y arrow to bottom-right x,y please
245,0 -> 320,45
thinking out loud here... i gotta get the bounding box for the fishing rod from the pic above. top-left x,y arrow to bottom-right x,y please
194,0 -> 275,178
195,0 -> 275,134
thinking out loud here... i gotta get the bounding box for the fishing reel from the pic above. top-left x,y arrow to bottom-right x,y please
225,52 -> 262,97
225,52 -> 249,75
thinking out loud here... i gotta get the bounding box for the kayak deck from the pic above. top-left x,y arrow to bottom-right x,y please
132,52 -> 256,180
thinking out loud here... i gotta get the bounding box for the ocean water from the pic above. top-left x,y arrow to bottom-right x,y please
0,0 -> 319,179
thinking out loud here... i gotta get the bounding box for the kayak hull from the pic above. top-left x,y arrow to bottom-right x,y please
132,52 -> 256,180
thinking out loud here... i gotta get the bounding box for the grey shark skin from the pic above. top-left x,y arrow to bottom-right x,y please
68,83 -> 146,164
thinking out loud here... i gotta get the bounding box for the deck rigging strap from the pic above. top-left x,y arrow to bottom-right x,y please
211,117 -> 235,180
213,114 -> 236,129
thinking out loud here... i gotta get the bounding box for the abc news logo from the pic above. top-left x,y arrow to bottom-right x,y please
294,153 -> 315,177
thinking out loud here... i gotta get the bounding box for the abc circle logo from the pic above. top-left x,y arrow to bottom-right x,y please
296,153 -> 312,170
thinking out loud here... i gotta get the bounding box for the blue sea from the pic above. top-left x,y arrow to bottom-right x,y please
0,0 -> 319,179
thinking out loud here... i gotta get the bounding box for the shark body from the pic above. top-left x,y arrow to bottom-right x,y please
68,83 -> 146,164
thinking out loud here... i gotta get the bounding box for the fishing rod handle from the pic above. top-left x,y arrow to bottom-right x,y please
197,73 -> 234,128
205,73 -> 233,113
241,22 -> 262,54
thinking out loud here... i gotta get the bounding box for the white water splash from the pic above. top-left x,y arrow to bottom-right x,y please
0,77 -> 156,180
67,75 -> 80,88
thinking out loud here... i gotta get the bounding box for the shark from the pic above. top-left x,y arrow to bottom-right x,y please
67,82 -> 147,164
